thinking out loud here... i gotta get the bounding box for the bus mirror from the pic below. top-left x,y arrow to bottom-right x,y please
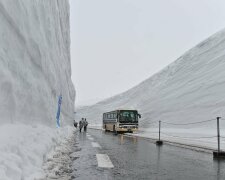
138,114 -> 141,118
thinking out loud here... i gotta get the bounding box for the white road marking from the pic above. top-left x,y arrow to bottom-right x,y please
88,137 -> 94,141
91,142 -> 101,148
96,154 -> 114,168
87,134 -> 91,137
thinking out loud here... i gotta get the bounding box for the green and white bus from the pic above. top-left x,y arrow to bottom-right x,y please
103,109 -> 141,133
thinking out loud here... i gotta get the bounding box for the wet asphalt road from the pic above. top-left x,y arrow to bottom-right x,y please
72,129 -> 225,180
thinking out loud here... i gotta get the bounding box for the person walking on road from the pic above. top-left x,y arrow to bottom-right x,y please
74,120 -> 78,128
79,118 -> 84,132
84,118 -> 88,132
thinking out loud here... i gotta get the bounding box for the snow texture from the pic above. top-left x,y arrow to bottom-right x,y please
0,124 -> 74,180
0,0 -> 75,126
77,29 -> 225,150
0,0 -> 75,179
42,129 -> 76,179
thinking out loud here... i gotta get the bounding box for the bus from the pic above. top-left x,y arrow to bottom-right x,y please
103,109 -> 141,133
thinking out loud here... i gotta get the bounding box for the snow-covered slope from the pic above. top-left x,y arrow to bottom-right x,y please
0,0 -> 75,126
77,29 -> 225,129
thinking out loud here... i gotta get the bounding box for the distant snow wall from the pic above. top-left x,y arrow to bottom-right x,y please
0,0 -> 75,126
77,29 -> 225,128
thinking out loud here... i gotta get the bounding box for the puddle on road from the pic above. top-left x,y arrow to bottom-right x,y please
118,134 -> 137,145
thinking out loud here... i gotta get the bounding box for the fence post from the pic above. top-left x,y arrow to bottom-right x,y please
159,120 -> 161,141
213,117 -> 225,158
217,117 -> 221,153
156,120 -> 163,145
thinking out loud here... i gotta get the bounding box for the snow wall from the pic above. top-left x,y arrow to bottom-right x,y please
0,0 -> 75,126
77,29 -> 225,128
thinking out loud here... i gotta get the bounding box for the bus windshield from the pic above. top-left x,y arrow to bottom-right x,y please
119,111 -> 138,123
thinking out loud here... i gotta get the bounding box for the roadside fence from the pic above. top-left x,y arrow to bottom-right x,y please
146,117 -> 225,158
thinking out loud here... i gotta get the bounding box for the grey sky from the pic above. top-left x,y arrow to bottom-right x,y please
70,0 -> 225,106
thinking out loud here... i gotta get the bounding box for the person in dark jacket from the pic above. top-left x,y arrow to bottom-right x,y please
84,119 -> 88,132
79,118 -> 84,132
73,120 -> 78,128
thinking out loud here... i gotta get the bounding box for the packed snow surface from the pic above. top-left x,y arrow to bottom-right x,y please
77,29 -> 225,150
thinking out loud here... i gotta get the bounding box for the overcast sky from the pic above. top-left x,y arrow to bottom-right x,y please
70,0 -> 225,106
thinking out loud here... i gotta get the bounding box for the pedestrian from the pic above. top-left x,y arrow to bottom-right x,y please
73,120 -> 77,128
84,118 -> 88,132
79,118 -> 84,132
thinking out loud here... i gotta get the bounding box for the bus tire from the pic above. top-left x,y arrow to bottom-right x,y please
113,125 -> 117,135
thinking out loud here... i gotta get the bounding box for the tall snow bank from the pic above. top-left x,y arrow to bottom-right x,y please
0,0 -> 75,126
0,0 -> 75,179
77,29 -> 225,128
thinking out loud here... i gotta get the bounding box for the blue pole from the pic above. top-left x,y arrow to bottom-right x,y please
56,95 -> 62,128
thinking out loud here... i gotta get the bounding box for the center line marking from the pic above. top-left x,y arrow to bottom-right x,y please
91,142 -> 101,148
96,154 -> 114,168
